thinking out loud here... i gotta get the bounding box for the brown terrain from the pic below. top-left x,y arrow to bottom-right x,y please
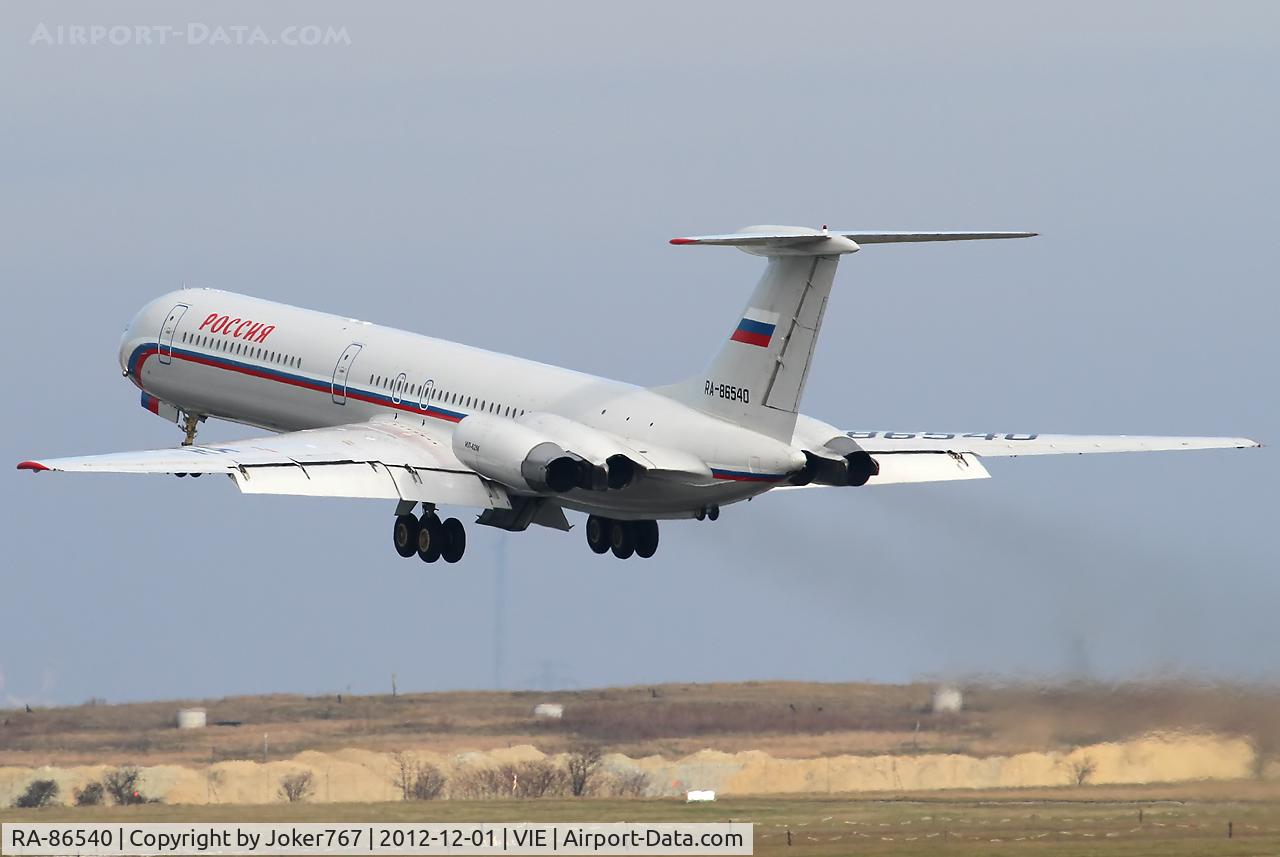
2,680 -> 1279,805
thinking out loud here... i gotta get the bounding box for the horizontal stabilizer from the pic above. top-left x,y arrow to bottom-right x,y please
670,225 -> 1036,256
836,230 -> 1038,244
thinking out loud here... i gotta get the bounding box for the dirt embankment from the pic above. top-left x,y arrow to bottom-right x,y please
0,733 -> 1259,806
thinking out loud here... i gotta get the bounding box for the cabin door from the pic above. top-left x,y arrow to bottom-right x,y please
157,304 -> 189,365
331,343 -> 363,404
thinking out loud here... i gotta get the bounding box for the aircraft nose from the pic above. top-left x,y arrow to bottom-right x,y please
119,304 -> 147,378
118,325 -> 132,376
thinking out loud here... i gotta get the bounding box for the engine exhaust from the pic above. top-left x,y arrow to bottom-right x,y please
605,454 -> 637,489
542,456 -> 581,493
844,450 -> 879,486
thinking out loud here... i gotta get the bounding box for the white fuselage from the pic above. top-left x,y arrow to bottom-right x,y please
119,290 -> 810,519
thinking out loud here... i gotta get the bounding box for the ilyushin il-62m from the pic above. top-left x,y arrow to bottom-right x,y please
18,226 -> 1258,562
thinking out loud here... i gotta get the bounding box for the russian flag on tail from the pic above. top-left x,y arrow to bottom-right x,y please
730,308 -> 780,348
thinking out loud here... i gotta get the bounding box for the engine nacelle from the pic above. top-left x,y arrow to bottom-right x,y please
516,412 -> 642,490
452,414 -> 583,494
789,415 -> 880,487
791,448 -> 880,486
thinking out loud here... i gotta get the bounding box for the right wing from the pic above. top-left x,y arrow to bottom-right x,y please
789,416 -> 1259,488
17,416 -> 511,509
848,432 -> 1261,457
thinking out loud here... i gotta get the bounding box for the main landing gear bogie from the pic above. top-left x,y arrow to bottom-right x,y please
392,509 -> 466,564
586,515 -> 660,560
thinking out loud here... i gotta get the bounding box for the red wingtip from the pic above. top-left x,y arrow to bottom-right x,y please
669,237 -> 696,245
16,460 -> 50,472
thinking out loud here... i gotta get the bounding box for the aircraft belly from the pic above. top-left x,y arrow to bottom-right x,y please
555,480 -> 768,520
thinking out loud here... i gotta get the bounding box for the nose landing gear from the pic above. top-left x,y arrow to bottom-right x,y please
180,411 -> 205,446
586,515 -> 660,560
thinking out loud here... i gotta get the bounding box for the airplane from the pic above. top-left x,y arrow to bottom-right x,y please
17,225 -> 1259,563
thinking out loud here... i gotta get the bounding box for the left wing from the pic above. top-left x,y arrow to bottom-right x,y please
17,416 -> 510,509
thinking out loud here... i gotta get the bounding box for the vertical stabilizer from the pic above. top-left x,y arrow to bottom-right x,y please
658,224 -> 1037,440
658,226 -> 851,440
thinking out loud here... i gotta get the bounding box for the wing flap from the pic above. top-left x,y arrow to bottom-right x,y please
232,461 -> 399,498
386,464 -> 510,508
869,452 -> 990,484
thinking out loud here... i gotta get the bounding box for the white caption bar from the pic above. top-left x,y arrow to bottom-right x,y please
3,823 -> 753,855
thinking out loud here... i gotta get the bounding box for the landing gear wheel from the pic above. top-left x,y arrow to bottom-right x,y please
417,514 -> 443,563
393,514 -> 420,558
610,520 -> 635,559
585,515 -> 611,554
441,517 -> 466,563
707,505 -> 720,522
634,520 -> 659,559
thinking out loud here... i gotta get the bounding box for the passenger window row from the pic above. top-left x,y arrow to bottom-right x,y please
366,373 -> 526,418
180,330 -> 302,369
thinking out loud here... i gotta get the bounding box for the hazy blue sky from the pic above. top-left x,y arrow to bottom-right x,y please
2,2 -> 1277,706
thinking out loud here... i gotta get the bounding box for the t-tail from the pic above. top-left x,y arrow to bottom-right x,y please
658,225 -> 1036,441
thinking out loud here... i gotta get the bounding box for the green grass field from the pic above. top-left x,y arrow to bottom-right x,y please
6,792 -> 1280,856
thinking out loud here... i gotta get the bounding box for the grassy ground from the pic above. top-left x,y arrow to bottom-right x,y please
3,681 -> 1279,768
5,790 -> 1280,856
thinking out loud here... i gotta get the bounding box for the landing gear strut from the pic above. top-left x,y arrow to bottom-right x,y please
180,411 -> 204,446
392,504 -> 467,564
586,515 -> 659,560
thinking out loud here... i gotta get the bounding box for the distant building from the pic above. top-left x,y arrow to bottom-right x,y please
533,703 -> 563,719
176,708 -> 207,729
932,686 -> 963,714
